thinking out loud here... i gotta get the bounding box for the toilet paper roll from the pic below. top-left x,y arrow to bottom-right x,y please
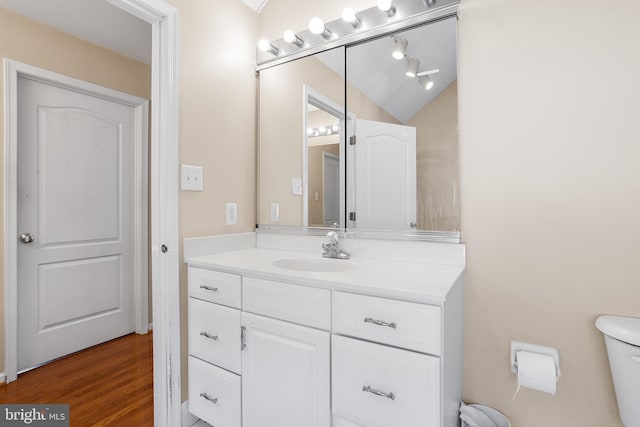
515,350 -> 557,396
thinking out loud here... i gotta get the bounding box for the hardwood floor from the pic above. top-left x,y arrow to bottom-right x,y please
0,332 -> 154,426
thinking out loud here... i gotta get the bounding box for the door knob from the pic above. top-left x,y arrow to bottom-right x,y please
20,233 -> 34,244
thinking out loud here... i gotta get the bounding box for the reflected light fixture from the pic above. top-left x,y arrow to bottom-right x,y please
378,0 -> 396,17
331,124 -> 339,132
283,30 -> 304,48
342,7 -> 361,28
392,36 -> 408,60
258,39 -> 279,56
405,58 -> 420,78
309,17 -> 332,39
419,75 -> 434,90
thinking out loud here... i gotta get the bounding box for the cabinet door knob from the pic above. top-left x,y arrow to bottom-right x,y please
362,385 -> 395,400
364,317 -> 397,329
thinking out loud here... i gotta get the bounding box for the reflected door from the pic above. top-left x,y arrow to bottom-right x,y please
323,152 -> 340,226
17,76 -> 136,371
350,119 -> 416,230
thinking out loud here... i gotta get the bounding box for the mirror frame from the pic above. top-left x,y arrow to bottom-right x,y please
257,0 -> 460,243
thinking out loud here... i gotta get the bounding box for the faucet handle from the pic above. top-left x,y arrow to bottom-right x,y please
326,231 -> 338,242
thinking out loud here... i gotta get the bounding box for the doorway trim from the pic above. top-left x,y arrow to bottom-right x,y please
3,1 -> 181,426
4,58 -> 149,379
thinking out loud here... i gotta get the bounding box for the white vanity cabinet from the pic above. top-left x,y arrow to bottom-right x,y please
187,251 -> 463,427
241,277 -> 331,427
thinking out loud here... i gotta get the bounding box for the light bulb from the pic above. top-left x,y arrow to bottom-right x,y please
258,39 -> 271,52
307,128 -> 314,136
258,39 -> 279,55
283,30 -> 304,47
342,7 -> 361,27
309,17 -> 325,35
319,126 -> 326,133
283,30 -> 295,43
405,58 -> 419,78
378,0 -> 396,16
331,124 -> 339,132
392,37 -> 408,60
419,75 -> 434,90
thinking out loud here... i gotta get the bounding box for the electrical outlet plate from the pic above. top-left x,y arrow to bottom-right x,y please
181,164 -> 203,191
270,203 -> 279,222
291,178 -> 302,196
225,203 -> 237,225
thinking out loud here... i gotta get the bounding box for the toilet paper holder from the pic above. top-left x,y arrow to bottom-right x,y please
510,341 -> 561,378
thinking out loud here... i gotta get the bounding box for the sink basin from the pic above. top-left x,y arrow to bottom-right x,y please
272,258 -> 353,273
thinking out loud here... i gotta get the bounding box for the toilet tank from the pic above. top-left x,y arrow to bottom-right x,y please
596,315 -> 640,427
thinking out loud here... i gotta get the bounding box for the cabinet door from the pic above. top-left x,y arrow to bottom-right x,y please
241,312 -> 330,427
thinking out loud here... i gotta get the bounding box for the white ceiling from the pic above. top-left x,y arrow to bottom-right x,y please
0,0 -> 151,65
318,17 -> 457,124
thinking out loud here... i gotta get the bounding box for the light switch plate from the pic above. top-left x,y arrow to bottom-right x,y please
225,203 -> 237,225
291,178 -> 302,196
270,203 -> 279,222
181,164 -> 203,191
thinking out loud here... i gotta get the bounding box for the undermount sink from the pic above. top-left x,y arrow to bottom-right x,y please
272,258 -> 353,273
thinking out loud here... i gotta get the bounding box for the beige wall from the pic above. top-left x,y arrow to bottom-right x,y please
261,0 -> 640,426
458,0 -> 640,425
259,54 -> 345,226
168,0 -> 259,397
0,7 -> 150,376
409,80 -> 459,231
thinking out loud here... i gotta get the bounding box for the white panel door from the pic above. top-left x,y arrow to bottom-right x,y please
323,151 -> 340,226
17,76 -> 136,371
241,312 -> 331,427
352,119 -> 416,229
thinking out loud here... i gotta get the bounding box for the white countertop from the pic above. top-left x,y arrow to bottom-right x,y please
185,248 -> 464,305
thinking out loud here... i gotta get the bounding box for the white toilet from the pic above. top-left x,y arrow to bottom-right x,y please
595,315 -> 640,427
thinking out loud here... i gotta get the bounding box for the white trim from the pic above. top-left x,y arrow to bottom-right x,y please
0,372 -> 5,383
302,85 -> 349,228
3,59 -> 149,380
107,1 -> 182,426
3,1 -> 181,425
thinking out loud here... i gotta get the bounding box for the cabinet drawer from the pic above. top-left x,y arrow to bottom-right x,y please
189,356 -> 241,427
331,335 -> 440,427
333,292 -> 441,355
188,267 -> 241,309
189,298 -> 241,374
243,277 -> 331,330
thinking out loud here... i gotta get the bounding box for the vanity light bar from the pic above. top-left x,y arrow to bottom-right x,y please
256,0 -> 458,68
307,125 -> 340,138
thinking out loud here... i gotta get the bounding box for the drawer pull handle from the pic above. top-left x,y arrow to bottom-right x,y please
200,331 -> 218,340
364,317 -> 397,329
200,285 -> 218,292
200,392 -> 218,404
362,386 -> 395,400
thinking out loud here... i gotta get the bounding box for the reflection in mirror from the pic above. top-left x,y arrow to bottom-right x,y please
258,48 -> 345,227
304,88 -> 347,227
341,17 -> 459,231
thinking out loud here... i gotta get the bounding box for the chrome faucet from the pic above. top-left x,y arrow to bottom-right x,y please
322,231 -> 350,259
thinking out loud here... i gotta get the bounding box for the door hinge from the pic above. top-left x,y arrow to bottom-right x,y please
349,135 -> 356,145
349,212 -> 356,221
241,326 -> 247,350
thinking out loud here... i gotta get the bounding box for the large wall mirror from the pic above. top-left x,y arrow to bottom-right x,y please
258,15 -> 459,238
